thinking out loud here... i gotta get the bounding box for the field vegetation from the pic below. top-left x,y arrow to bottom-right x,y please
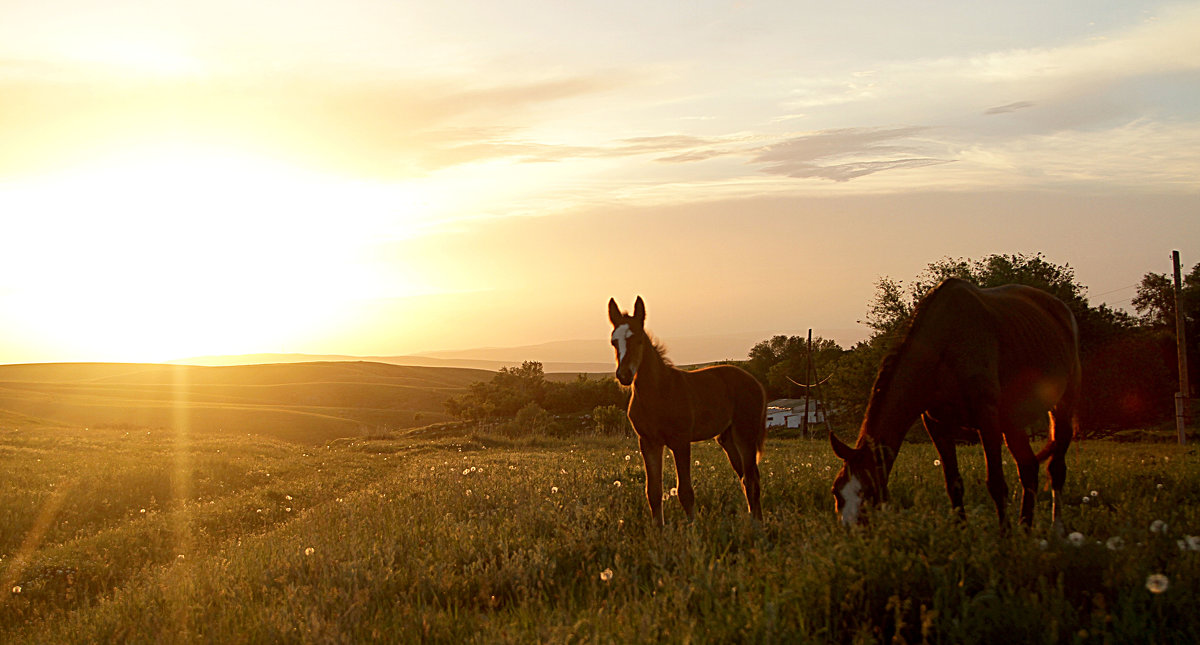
0,362 -> 489,444
2,424 -> 1198,643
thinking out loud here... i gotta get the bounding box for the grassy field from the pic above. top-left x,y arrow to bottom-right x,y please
1,424 -> 1198,643
0,362 -> 490,443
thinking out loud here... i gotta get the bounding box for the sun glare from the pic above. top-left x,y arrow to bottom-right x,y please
1,144 -> 439,362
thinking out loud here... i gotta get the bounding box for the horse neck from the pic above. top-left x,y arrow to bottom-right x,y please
857,347 -> 934,472
631,339 -> 674,392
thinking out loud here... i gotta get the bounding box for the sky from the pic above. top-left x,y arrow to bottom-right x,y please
1,0 -> 1198,365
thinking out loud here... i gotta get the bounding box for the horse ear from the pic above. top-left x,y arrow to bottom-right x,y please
633,296 -> 645,324
830,431 -> 856,461
608,298 -> 623,326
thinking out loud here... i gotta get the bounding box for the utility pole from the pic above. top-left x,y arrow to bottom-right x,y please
802,329 -> 813,439
1174,250 -> 1191,444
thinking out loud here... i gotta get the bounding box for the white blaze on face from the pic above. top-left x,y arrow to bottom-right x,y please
612,324 -> 633,360
839,476 -> 863,526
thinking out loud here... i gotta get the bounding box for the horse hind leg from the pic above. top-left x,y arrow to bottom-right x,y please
717,427 -> 746,479
1046,405 -> 1076,535
671,442 -> 696,521
730,423 -> 763,521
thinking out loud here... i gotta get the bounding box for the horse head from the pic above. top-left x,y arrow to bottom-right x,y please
830,432 -> 888,526
607,296 -> 647,386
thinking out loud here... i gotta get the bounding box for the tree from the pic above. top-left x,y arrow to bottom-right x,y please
745,334 -> 844,400
840,252 -> 1175,434
1133,261 -> 1200,398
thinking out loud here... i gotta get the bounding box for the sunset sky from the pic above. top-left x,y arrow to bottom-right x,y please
1,1 -> 1198,365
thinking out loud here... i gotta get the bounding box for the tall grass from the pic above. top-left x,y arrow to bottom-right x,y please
1,426 -> 1198,643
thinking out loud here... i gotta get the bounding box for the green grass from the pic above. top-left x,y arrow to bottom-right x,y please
1,425 -> 1199,643
0,362 -> 489,443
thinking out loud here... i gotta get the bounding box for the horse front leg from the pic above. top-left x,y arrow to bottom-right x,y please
922,413 -> 965,520
1002,426 -> 1039,529
978,415 -> 1010,532
671,442 -> 695,521
639,437 -> 665,526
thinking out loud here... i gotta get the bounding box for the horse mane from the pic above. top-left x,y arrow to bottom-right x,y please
647,332 -> 674,367
865,280 -> 961,425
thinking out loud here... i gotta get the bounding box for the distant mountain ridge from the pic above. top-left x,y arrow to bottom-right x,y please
168,328 -> 867,373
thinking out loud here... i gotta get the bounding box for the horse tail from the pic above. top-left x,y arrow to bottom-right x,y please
756,404 -> 767,462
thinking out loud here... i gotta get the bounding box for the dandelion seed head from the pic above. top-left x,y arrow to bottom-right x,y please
1038,540 -> 1048,550
1106,536 -> 1125,551
1068,532 -> 1085,546
1150,520 -> 1168,534
1146,573 -> 1169,594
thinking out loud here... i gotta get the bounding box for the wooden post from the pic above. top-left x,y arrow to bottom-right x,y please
1173,250 -> 1190,444
802,329 -> 812,439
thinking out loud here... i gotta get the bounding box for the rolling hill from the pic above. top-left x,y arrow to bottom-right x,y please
0,361 -> 492,444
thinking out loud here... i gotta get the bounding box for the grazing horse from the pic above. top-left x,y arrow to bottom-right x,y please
608,297 -> 768,525
830,278 -> 1081,531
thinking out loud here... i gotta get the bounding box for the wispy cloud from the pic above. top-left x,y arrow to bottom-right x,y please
984,101 -> 1035,115
750,127 -> 951,182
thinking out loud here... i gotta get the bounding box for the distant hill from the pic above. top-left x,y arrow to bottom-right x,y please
167,352 -> 614,374
0,361 -> 491,444
167,328 -> 868,375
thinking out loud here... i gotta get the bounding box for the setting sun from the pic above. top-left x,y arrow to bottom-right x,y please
1,144 -> 438,361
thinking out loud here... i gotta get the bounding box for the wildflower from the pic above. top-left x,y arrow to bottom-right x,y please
600,568 -> 614,582
933,459 -> 941,467
140,508 -> 146,514
1068,532 -> 1086,546
465,489 -> 473,497
177,554 -> 186,560
695,460 -> 700,466
11,586 -> 20,594
1090,490 -> 1099,497
1186,536 -> 1200,551
551,486 -> 559,494
285,507 -> 292,512
1150,520 -> 1168,534
614,480 -> 622,487
463,468 -> 470,475
560,469 -> 567,474
1106,536 -> 1125,551
305,547 -> 315,556
1157,483 -> 1164,490
625,455 -> 631,461
1082,496 -> 1091,504
1146,573 -> 1169,594
670,487 -> 678,497
471,466 -> 477,472
285,495 -> 293,501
